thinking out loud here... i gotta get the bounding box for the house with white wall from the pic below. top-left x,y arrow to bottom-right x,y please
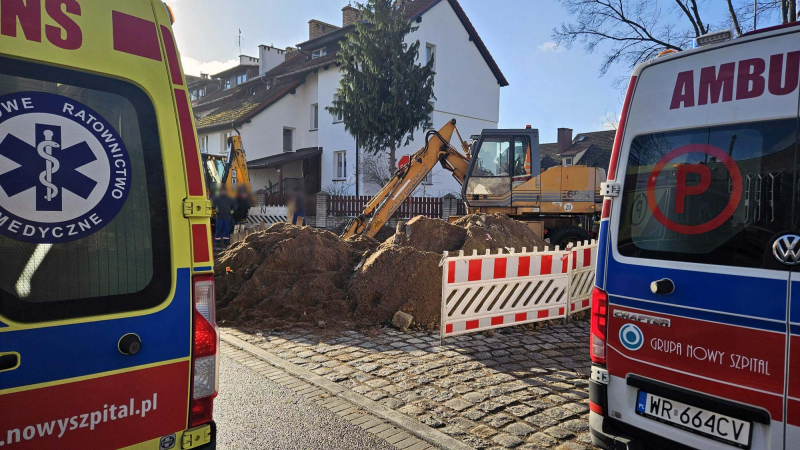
193,0 -> 507,200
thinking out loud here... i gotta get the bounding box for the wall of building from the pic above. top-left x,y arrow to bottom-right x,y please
352,1 -> 501,197
237,73 -> 319,161
201,0 -> 501,199
249,161 -> 303,193
317,68 -> 357,193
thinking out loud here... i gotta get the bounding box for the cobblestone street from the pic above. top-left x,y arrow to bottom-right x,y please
222,320 -> 593,449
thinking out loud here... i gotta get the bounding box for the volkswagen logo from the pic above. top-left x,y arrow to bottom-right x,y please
619,323 -> 644,351
773,234 -> 800,265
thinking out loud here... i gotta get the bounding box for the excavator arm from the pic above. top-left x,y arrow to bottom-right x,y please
341,119 -> 471,239
223,135 -> 255,206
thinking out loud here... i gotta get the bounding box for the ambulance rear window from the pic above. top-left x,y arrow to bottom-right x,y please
0,57 -> 170,322
617,118 -> 797,269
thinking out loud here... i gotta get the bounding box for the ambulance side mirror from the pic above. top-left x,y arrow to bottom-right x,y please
650,278 -> 674,295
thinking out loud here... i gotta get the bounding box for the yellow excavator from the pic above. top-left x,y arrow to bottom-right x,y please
341,119 -> 606,248
202,134 -> 255,223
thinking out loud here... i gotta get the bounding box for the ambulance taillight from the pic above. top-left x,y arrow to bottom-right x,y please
190,275 -> 218,427
590,287 -> 608,364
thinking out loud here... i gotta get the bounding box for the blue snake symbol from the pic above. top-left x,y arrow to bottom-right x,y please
37,129 -> 60,201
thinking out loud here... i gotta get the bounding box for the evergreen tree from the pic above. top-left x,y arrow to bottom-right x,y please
326,0 -> 435,173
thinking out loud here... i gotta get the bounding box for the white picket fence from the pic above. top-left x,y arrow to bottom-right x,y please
440,241 -> 598,339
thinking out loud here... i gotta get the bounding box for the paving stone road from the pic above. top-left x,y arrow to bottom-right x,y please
223,319 -> 594,449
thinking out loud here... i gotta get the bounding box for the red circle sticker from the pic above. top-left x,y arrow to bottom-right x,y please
646,143 -> 742,235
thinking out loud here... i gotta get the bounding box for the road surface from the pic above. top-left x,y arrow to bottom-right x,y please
215,355 -> 397,450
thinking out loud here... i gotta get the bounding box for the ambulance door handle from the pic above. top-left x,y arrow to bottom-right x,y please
0,353 -> 19,372
650,278 -> 674,295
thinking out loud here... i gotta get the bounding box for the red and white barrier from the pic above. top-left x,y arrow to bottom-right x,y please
440,247 -> 571,337
440,241 -> 598,339
568,240 -> 598,313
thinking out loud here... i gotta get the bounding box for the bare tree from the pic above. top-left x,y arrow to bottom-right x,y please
360,154 -> 393,189
602,111 -> 620,130
553,0 -> 698,76
554,0 -> 795,77
324,177 -> 355,197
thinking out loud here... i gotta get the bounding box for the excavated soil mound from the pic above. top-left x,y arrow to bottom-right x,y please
454,213 -> 548,255
349,246 -> 442,330
215,214 -> 548,330
385,215 -> 466,254
215,224 -> 377,328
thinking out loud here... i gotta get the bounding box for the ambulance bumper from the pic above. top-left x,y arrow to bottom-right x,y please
589,411 -> 642,450
589,379 -> 692,450
186,421 -> 216,450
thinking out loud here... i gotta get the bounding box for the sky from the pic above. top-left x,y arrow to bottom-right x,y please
168,0 -> 764,143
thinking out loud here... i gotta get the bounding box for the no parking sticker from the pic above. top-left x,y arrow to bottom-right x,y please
0,92 -> 131,244
646,144 -> 742,235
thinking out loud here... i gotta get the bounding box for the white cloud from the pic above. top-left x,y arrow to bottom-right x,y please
181,56 -> 238,77
537,41 -> 563,53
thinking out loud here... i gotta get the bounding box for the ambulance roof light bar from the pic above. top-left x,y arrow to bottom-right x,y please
692,30 -> 732,48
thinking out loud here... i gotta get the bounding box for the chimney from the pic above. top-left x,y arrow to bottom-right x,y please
342,5 -> 360,27
285,46 -> 298,59
557,128 -> 573,153
200,72 -> 208,79
258,44 -> 286,74
308,19 -> 339,40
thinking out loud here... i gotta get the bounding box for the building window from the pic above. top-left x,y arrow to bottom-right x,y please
199,135 -> 209,153
563,157 -> 573,166
223,132 -> 233,154
310,103 -> 318,130
190,89 -> 198,101
283,128 -> 293,152
334,151 -> 347,179
332,94 -> 343,122
223,79 -> 231,90
236,73 -> 247,85
425,43 -> 436,70
312,48 -> 327,59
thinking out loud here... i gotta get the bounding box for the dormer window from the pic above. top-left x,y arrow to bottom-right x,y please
312,48 -> 327,59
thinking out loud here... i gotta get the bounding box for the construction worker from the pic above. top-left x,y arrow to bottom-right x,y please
212,189 -> 237,249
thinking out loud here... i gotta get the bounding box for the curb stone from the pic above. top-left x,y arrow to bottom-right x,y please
221,331 -> 473,450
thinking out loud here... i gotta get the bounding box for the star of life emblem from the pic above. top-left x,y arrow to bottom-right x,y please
0,91 -> 131,244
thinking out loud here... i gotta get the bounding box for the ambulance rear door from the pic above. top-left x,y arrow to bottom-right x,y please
604,28 -> 800,449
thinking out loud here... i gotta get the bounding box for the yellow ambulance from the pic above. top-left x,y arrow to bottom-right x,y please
0,1 -> 217,449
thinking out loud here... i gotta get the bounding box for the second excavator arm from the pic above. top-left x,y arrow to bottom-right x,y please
341,119 -> 471,239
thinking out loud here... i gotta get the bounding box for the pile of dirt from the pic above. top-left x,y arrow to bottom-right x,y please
454,214 -> 548,255
349,246 -> 442,331
215,224 -> 377,328
385,215 -> 466,254
215,213 -> 546,331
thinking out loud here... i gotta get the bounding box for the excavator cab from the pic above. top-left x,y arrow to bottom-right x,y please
463,128 -> 540,207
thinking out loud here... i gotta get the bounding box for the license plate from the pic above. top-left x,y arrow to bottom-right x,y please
635,391 -> 751,448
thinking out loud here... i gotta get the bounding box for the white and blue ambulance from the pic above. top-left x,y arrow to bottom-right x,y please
590,22 -> 800,449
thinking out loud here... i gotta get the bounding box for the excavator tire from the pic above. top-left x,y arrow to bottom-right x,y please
547,225 -> 591,249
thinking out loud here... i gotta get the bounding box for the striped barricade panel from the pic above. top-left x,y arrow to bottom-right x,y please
247,205 -> 288,224
568,240 -> 598,313
440,247 -> 571,337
